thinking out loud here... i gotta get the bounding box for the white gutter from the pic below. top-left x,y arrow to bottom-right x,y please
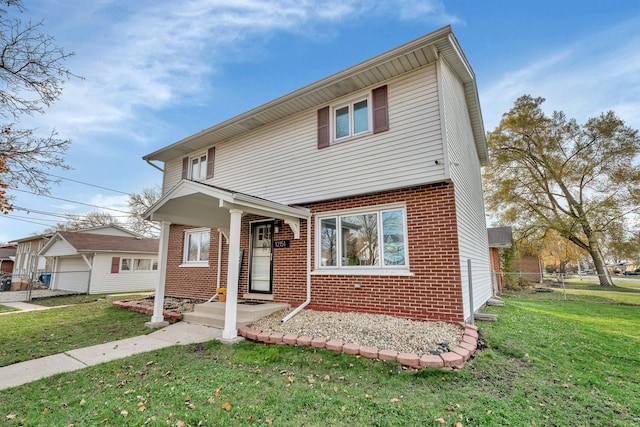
146,159 -> 164,172
282,215 -> 312,322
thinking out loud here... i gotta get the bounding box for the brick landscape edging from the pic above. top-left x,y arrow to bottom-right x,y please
111,301 -> 183,323
236,323 -> 479,370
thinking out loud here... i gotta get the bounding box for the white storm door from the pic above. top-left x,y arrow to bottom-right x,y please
249,222 -> 273,293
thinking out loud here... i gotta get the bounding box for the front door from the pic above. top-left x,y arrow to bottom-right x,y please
249,221 -> 273,294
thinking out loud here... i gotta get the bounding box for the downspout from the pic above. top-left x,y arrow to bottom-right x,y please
206,230 -> 224,303
282,214 -> 312,323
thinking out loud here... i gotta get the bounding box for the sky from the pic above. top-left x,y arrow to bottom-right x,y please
1,0 -> 639,243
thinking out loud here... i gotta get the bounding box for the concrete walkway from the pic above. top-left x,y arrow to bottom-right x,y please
0,322 -> 224,390
0,301 -> 57,315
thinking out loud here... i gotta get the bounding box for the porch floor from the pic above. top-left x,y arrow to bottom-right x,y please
182,301 -> 290,328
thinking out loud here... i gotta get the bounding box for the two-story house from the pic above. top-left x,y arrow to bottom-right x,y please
143,26 -> 492,339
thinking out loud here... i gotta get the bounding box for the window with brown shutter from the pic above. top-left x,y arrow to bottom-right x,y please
206,147 -> 215,179
317,106 -> 330,149
372,85 -> 389,134
111,257 -> 120,274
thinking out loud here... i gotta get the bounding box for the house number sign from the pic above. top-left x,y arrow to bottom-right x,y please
274,240 -> 290,248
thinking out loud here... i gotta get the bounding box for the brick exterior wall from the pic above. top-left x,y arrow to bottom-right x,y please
489,247 -> 503,291
163,182 -> 466,323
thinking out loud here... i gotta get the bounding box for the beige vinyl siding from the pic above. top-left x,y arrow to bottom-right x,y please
440,59 -> 492,321
89,253 -> 157,294
162,65 -> 446,204
42,238 -> 76,257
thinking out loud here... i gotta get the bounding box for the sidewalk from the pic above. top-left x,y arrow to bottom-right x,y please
0,322 -> 223,390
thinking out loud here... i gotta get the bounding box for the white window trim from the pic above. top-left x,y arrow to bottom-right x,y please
120,257 -> 159,273
315,202 -> 410,275
189,151 -> 208,181
181,227 -> 211,267
332,93 -> 372,143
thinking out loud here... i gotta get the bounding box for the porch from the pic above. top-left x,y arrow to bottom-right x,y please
183,301 -> 290,328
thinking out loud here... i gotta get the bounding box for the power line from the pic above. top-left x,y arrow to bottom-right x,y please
0,215 -> 55,227
43,172 -> 130,195
9,188 -> 131,214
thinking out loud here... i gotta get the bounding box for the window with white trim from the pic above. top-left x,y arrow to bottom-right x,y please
183,228 -> 210,264
190,153 -> 207,180
317,205 -> 408,270
120,258 -> 158,272
334,97 -> 370,141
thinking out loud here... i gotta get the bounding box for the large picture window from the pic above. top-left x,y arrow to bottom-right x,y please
318,205 -> 408,270
183,228 -> 210,264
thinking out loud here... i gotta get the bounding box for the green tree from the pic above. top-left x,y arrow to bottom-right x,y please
0,1 -> 77,214
483,95 -> 640,286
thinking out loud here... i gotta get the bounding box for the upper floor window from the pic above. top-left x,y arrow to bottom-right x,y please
190,153 -> 207,180
316,203 -> 408,271
181,147 -> 215,181
317,85 -> 388,149
335,98 -> 369,140
183,228 -> 210,265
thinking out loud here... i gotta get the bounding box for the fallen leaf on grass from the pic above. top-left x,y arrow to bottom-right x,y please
176,421 -> 185,427
79,399 -> 86,406
324,375 -> 330,381
138,405 -> 146,412
390,398 -> 401,403
221,402 -> 232,411
287,376 -> 294,386
265,417 -> 273,424
6,414 -> 17,420
215,386 -> 222,398
208,397 -> 216,404
435,418 -> 445,425
121,410 -> 129,417
455,423 -> 463,427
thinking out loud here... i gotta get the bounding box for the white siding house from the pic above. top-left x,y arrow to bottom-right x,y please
40,231 -> 159,295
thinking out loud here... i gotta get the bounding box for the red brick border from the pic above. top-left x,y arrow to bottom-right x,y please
111,301 -> 183,323
235,323 -> 479,370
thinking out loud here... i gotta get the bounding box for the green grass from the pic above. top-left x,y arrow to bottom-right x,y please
547,275 -> 640,291
0,298 -> 152,367
30,293 -> 111,307
0,305 -> 20,313
1,290 -> 639,426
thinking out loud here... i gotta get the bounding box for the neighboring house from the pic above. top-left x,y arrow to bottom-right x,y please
143,26 -> 492,339
39,230 -> 159,294
514,254 -> 543,283
487,227 -> 513,292
11,233 -> 55,284
0,245 -> 16,276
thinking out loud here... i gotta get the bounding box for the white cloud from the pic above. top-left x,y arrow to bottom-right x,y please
32,0 -> 460,147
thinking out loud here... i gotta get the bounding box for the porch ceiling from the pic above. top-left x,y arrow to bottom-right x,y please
144,180 -> 310,235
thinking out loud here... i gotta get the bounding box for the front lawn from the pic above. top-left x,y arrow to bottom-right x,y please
1,290 -> 638,426
0,298 -> 152,367
0,305 -> 20,313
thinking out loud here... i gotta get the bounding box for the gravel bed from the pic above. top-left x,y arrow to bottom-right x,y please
250,308 -> 463,355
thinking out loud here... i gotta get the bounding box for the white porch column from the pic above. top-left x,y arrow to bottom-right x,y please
148,221 -> 171,327
223,209 -> 243,339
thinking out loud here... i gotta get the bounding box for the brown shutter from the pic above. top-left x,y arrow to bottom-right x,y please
317,106 -> 330,149
110,257 -> 120,274
206,147 -> 215,179
372,85 -> 389,134
181,157 -> 189,179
